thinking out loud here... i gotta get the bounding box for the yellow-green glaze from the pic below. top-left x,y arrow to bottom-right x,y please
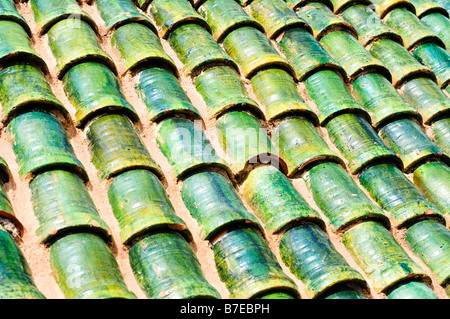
320,30 -> 391,82
341,5 -> 402,47
297,2 -> 357,40
305,69 -> 368,125
30,0 -> 95,35
431,117 -> 450,155
248,0 -> 309,39
384,8 -> 445,50
352,73 -> 420,128
359,163 -> 444,227
325,113 -> 401,174
369,38 -> 434,88
157,118 -> 231,181
213,228 -> 299,299
342,221 -> 427,293
406,220 -> 450,285
47,19 -> 116,79
303,162 -> 389,232
137,67 -> 200,122
181,170 -> 262,241
243,165 -> 324,234
133,0 -> 150,10
30,170 -> 111,245
276,27 -> 345,82
0,0 -> 31,35
8,111 -> 88,181
369,0 -> 416,18
412,161 -> 450,213
250,68 -> 317,123
399,77 -> 450,124
216,111 -> 279,177
0,227 -> 45,299
223,26 -> 293,79
129,232 -> 221,299
0,20 -> 47,74
272,116 -> 344,177
111,23 -> 177,76
421,13 -> 450,49
86,113 -> 162,180
194,65 -> 263,120
49,232 -> 137,299
198,0 -> 264,42
95,0 -> 156,33
108,169 -> 192,245
387,281 -> 438,299
329,0 -> 371,13
150,0 -> 211,39
0,64 -> 68,125
168,23 -> 238,76
413,43 -> 450,89
63,62 -> 138,128
409,0 -> 449,17
379,118 -> 448,172
280,223 -> 366,298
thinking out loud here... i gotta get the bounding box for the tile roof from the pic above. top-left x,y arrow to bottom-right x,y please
0,0 -> 448,299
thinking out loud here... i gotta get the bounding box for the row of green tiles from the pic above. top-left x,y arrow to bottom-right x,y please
36,0 -> 450,210
1,0 -> 233,298
126,0 -> 450,298
0,0 -> 64,298
29,0 -> 450,300
0,1 -> 84,289
0,0 -> 330,302
285,0 -> 450,18
150,0 -> 450,298
284,0 -> 450,230
25,0 -> 450,168
284,0 -> 450,88
140,0 -> 446,298
283,0 -> 450,199
134,0 -> 450,19
0,111 -> 142,298
132,0 -> 448,87
128,0 -> 450,228
173,0 -> 449,122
